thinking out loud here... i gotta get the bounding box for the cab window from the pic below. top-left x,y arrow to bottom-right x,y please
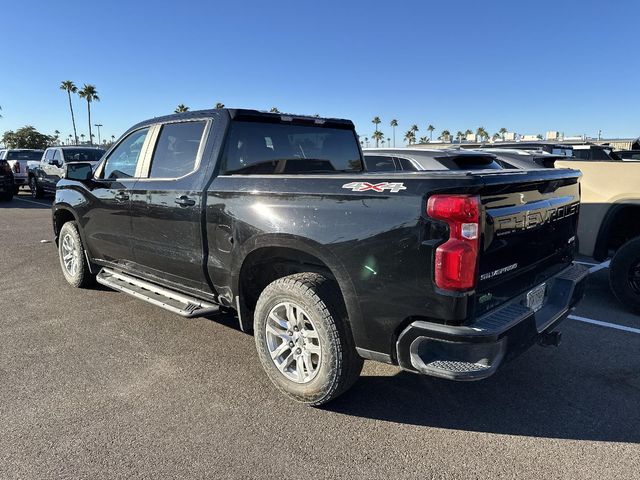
148,121 -> 206,178
101,128 -> 149,179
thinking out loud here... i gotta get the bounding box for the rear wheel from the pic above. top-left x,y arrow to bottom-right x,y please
58,221 -> 95,288
254,273 -> 363,406
30,176 -> 44,199
1,188 -> 13,201
610,237 -> 640,313
13,185 -> 20,194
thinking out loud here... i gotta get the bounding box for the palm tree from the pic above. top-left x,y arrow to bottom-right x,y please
410,124 -> 419,136
111,135 -> 115,143
499,127 -> 508,141
419,136 -> 428,144
440,130 -> 451,142
427,124 -> 435,141
372,130 -> 384,147
476,127 -> 488,142
54,130 -> 60,145
390,119 -> 398,147
372,116 -> 381,134
78,84 -> 99,145
174,104 -> 189,113
215,102 -> 225,109
68,134 -> 73,145
464,129 -> 473,137
60,80 -> 79,145
80,133 -> 85,144
387,137 -> 391,147
456,131 -> 464,143
404,130 -> 416,145
364,137 -> 369,147
270,107 -> 280,113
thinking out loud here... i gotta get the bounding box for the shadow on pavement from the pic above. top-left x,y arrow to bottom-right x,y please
1,195 -> 53,209
325,347 -> 640,443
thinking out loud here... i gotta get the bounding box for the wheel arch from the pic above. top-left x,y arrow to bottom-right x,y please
593,203 -> 640,261
232,234 -> 363,338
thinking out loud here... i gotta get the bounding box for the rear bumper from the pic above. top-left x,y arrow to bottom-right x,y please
396,263 -> 588,380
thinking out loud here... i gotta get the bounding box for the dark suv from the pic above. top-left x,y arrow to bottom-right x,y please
0,158 -> 15,201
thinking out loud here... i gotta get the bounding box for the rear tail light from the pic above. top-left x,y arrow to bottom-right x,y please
0,162 -> 11,175
427,194 -> 480,291
13,162 -> 20,173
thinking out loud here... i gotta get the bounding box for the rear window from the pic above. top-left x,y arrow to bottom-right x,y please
6,150 -> 43,160
223,121 -> 362,174
62,148 -> 105,162
436,155 -> 502,170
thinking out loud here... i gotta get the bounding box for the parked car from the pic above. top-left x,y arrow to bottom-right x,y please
571,144 -> 621,161
480,148 -> 566,169
487,142 -> 574,157
53,108 -> 587,405
554,158 -> 640,312
28,146 -> 105,198
0,157 -> 15,201
363,148 -> 504,171
616,150 -> 640,161
0,149 -> 44,193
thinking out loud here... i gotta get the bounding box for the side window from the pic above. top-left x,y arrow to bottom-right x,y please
398,157 -> 419,171
44,150 -> 54,161
101,128 -> 149,179
149,121 -> 205,178
363,155 -> 397,172
591,149 -> 611,161
52,150 -> 60,163
572,149 -> 590,160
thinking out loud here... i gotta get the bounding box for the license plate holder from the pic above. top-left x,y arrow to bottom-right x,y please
526,283 -> 546,312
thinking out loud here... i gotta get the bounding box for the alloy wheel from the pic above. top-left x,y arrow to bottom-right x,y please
265,301 -> 322,383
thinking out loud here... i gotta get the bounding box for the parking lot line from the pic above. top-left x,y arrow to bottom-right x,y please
569,314 -> 640,334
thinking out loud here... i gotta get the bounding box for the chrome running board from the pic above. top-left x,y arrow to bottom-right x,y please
96,268 -> 219,318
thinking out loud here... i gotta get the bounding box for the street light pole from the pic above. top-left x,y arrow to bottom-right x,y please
94,124 -> 103,145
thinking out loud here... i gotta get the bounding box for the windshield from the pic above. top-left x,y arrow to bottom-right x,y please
62,148 -> 105,162
223,121 -> 362,174
6,150 -> 43,160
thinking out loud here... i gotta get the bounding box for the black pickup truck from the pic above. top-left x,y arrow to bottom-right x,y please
52,109 -> 587,405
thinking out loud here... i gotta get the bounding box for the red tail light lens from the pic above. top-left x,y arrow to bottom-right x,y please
427,194 -> 480,291
0,162 -> 11,175
13,163 -> 20,173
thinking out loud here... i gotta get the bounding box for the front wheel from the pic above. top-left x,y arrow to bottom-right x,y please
254,273 -> 363,406
58,221 -> 95,288
610,237 -> 640,313
30,176 -> 44,199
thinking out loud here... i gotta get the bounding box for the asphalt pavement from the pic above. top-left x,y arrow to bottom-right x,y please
1,191 -> 638,479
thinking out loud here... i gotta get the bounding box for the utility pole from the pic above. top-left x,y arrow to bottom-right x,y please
94,124 -> 103,145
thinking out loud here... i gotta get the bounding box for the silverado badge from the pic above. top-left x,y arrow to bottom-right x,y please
342,181 -> 407,193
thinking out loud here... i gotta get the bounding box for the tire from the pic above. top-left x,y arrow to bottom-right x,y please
30,176 -> 44,199
58,221 -> 95,288
254,272 -> 363,406
610,237 -> 640,313
1,188 -> 13,201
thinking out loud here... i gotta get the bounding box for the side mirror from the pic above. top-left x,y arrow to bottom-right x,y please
65,162 -> 93,182
48,159 -> 61,167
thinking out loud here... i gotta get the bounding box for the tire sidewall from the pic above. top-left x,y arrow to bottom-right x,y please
254,283 -> 342,403
58,222 -> 88,288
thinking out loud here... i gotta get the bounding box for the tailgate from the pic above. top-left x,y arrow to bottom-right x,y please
475,169 -> 580,314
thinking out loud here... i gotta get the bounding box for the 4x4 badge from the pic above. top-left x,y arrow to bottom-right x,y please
342,181 -> 407,193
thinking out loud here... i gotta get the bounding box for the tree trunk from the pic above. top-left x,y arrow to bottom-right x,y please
68,91 -> 78,145
87,102 -> 92,146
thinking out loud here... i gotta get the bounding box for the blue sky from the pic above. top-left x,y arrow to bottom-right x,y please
1,0 -> 639,144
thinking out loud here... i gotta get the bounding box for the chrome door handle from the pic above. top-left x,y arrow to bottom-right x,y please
175,195 -> 196,207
